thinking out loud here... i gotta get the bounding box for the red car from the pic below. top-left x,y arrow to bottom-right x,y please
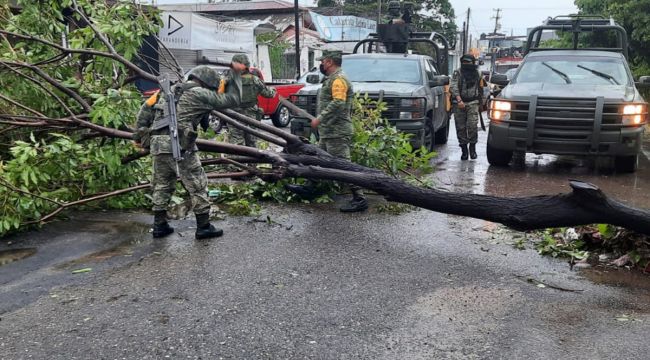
250,68 -> 305,128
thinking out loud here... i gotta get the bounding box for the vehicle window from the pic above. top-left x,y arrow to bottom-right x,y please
342,58 -> 422,84
423,60 -> 437,80
514,56 -> 630,86
427,60 -> 438,75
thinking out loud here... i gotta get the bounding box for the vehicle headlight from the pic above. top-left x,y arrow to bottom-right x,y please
292,95 -> 308,107
490,100 -> 512,121
622,104 -> 646,125
401,98 -> 424,108
400,98 -> 425,119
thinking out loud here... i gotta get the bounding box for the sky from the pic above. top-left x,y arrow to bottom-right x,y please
151,0 -> 578,38
449,0 -> 578,37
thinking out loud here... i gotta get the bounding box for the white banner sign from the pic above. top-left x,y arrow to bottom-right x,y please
159,11 -> 260,52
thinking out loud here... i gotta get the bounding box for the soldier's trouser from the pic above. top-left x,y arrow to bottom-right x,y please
229,108 -> 259,148
151,152 -> 210,215
454,101 -> 479,145
319,137 -> 364,197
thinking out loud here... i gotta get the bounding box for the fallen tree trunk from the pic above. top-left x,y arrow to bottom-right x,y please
51,113 -> 650,235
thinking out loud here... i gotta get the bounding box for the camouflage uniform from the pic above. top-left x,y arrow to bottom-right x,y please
226,54 -> 276,147
317,67 -> 354,156
135,68 -> 241,222
285,51 -> 366,211
451,68 -> 485,145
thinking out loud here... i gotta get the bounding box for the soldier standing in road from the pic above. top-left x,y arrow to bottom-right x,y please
224,54 -> 276,148
451,53 -> 486,160
286,50 -> 368,213
134,66 -> 241,240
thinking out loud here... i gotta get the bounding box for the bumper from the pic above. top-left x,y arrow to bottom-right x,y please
488,121 -> 644,156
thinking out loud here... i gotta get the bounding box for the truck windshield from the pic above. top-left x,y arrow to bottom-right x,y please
342,58 -> 422,84
514,56 -> 630,86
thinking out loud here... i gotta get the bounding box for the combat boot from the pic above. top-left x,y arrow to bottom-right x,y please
469,143 -> 477,160
340,196 -> 369,213
460,144 -> 469,161
195,213 -> 223,240
152,210 -> 174,238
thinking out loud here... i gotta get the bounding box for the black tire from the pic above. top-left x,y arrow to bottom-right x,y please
487,143 -> 513,166
434,114 -> 450,145
271,105 -> 291,128
615,155 -> 638,173
422,120 -> 434,152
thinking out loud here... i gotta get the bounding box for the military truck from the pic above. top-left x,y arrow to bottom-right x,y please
487,16 -> 649,172
290,26 -> 452,151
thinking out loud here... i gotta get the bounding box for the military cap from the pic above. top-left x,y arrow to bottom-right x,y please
316,50 -> 343,62
231,54 -> 250,67
460,53 -> 477,64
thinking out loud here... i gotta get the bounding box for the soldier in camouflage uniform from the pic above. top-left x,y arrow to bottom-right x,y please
134,66 -> 241,240
225,54 -> 276,148
286,50 -> 368,213
451,53 -> 486,160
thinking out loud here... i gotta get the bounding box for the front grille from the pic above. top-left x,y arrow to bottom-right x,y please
501,96 -> 635,153
367,96 -> 426,120
292,96 -> 318,117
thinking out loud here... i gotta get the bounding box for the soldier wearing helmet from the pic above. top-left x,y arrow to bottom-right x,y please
387,1 -> 404,24
451,53 -> 486,160
224,54 -> 276,148
134,65 -> 242,240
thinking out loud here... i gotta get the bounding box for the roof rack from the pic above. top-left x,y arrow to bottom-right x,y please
351,24 -> 451,75
526,15 -> 628,58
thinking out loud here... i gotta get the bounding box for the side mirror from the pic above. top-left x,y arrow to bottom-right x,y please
639,76 -> 650,85
306,74 -> 320,84
491,74 -> 510,86
429,75 -> 450,87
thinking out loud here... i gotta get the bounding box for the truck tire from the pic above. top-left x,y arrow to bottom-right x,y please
487,143 -> 513,166
422,120 -> 434,152
615,155 -> 638,173
272,105 -> 291,128
434,115 -> 450,145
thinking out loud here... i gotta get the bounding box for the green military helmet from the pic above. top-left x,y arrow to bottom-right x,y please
186,65 -> 221,89
388,0 -> 401,11
231,54 -> 250,67
387,0 -> 401,16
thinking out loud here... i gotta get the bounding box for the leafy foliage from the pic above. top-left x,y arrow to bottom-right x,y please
0,0 -> 161,236
351,94 -> 435,177
340,0 -> 458,42
571,0 -> 650,78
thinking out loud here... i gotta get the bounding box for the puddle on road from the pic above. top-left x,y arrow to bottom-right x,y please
59,237 -> 147,268
0,248 -> 37,266
580,267 -> 650,291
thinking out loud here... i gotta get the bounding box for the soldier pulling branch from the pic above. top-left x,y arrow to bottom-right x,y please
134,65 -> 242,240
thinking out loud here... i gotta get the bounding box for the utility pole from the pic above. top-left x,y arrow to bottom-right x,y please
465,8 -> 470,53
294,0 -> 300,80
492,8 -> 502,35
461,22 -> 466,55
377,0 -> 381,31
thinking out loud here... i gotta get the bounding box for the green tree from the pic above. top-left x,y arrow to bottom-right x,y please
0,0 -> 163,234
574,0 -> 650,77
341,0 -> 457,42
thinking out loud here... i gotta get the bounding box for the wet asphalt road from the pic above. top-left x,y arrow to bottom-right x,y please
0,120 -> 649,359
